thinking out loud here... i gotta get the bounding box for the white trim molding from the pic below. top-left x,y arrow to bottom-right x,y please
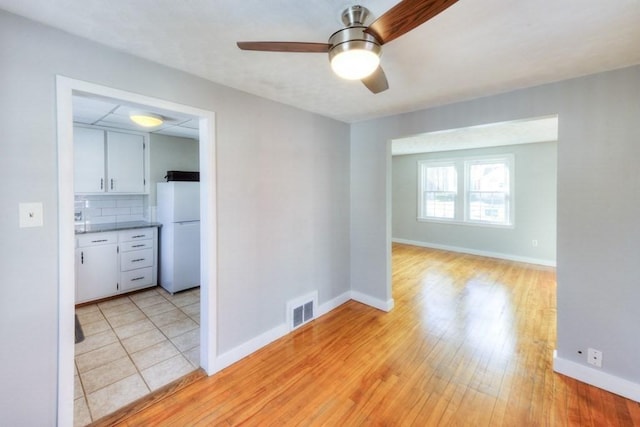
554,351 -> 640,403
351,291 -> 395,312
392,237 -> 556,267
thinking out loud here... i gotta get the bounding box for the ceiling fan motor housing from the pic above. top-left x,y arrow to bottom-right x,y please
328,26 -> 382,63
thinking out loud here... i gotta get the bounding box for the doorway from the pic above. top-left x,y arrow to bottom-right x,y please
56,76 -> 217,426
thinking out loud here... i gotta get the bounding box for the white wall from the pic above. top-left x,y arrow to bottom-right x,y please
0,10 -> 350,424
392,141 -> 557,265
351,65 -> 640,400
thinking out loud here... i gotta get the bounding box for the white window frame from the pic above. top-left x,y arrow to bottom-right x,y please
417,154 -> 515,228
417,160 -> 457,222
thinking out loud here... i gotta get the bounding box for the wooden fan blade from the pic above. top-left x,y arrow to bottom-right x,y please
237,41 -> 331,53
365,0 -> 459,45
362,66 -> 389,94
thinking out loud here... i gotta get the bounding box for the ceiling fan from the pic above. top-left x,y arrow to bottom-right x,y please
237,0 -> 459,94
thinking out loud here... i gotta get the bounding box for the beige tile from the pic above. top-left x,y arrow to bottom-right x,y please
74,373 -> 84,400
76,309 -> 105,325
113,318 -> 156,340
86,374 -> 149,420
74,397 -> 92,427
183,346 -> 200,368
80,318 -> 111,336
76,342 -> 127,373
148,308 -> 188,327
141,354 -> 195,391
97,296 -> 131,310
100,300 -> 139,318
168,291 -> 199,307
121,328 -> 166,354
76,304 -> 99,315
181,302 -> 200,317
128,288 -> 161,302
105,308 -> 145,328
132,293 -> 168,309
170,328 -> 200,352
75,329 -> 118,355
80,356 -> 138,394
131,340 -> 179,370
140,300 -> 176,317
159,317 -> 198,338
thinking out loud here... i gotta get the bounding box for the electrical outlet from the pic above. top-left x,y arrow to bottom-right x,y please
587,348 -> 603,368
532,239 -> 538,247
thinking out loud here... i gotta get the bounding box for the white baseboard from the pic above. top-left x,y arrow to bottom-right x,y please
553,351 -> 640,403
351,290 -> 394,312
318,291 -> 351,317
213,323 -> 289,372
392,238 -> 556,267
212,290 -> 393,372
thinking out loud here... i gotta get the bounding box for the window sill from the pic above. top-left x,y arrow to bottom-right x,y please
417,217 -> 514,229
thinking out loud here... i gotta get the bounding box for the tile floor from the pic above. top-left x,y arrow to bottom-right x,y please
73,286 -> 200,426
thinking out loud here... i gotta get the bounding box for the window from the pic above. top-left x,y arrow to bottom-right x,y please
419,163 -> 457,219
418,155 -> 513,227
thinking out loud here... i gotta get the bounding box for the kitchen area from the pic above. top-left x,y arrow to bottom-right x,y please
71,94 -> 202,425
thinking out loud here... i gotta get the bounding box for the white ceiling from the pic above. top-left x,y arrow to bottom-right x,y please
391,116 -> 558,156
1,0 -> 639,123
73,95 -> 199,139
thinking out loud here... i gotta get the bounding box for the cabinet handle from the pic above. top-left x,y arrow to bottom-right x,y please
131,234 -> 145,239
81,251 -> 84,264
132,258 -> 145,262
100,178 -> 104,190
132,244 -> 145,248
91,239 -> 107,243
131,276 -> 145,281
110,179 -> 114,190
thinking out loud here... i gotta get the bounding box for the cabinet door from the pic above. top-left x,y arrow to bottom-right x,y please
107,131 -> 145,193
75,244 -> 119,303
74,127 -> 105,193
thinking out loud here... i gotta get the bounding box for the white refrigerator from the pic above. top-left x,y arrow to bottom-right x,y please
157,182 -> 200,293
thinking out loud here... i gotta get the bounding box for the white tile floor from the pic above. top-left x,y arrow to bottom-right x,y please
74,286 -> 200,426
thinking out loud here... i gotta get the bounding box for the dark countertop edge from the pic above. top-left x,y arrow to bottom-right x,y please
75,221 -> 162,235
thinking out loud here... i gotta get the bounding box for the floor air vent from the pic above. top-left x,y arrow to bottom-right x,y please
287,291 -> 318,331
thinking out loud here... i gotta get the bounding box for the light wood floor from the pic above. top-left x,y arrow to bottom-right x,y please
98,243 -> 640,426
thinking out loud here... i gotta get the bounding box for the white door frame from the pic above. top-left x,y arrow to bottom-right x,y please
56,76 -> 217,426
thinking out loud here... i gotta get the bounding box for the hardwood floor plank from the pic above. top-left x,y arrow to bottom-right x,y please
105,244 -> 640,426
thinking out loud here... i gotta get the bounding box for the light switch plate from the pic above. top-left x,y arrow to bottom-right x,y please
19,202 -> 44,228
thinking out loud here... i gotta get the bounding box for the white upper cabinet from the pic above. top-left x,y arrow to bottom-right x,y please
74,127 -> 105,193
74,126 -> 148,195
107,131 -> 145,193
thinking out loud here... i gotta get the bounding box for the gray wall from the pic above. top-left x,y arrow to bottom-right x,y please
0,10 -> 350,424
392,141 -> 557,264
351,64 -> 640,393
148,133 -> 199,208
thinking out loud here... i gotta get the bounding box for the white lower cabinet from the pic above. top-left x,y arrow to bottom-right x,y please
75,227 -> 158,304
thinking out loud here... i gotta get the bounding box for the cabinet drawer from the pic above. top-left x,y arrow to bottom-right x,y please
120,248 -> 154,271
120,239 -> 154,252
77,232 -> 118,247
120,228 -> 155,242
120,267 -> 153,289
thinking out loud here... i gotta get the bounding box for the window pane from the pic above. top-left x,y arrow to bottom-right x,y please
425,166 -> 456,191
469,163 -> 508,192
421,164 -> 457,219
425,191 -> 456,218
468,192 -> 508,222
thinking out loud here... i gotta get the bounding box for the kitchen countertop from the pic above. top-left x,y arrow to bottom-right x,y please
75,221 -> 162,234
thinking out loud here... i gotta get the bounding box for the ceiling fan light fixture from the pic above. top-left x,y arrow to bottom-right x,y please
330,46 -> 380,80
328,25 -> 381,81
129,111 -> 164,128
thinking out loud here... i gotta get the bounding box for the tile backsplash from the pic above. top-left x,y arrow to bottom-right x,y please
75,195 -> 148,225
